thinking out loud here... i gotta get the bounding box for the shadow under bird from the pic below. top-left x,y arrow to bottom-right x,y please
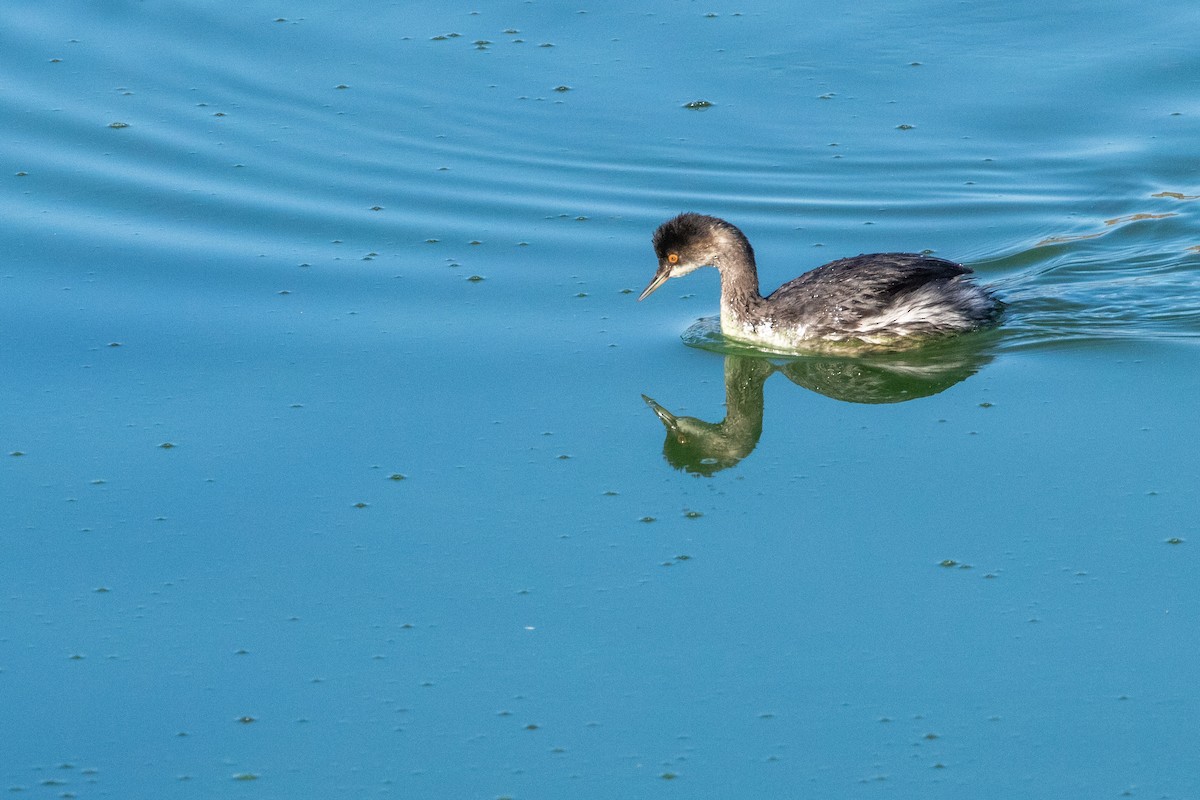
639,213 -> 1001,353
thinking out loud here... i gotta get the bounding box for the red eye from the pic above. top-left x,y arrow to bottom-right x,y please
667,253 -> 679,264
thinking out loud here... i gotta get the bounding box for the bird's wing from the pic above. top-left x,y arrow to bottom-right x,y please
765,253 -> 971,326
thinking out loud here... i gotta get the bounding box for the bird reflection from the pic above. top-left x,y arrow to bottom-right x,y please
643,340 -> 993,474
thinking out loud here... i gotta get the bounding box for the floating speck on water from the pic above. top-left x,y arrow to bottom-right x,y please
557,454 -> 571,460
540,42 -> 555,47
819,93 -> 836,100
335,84 -> 349,90
705,12 -> 718,17
15,171 -> 28,177
575,292 -> 588,298
602,490 -> 618,496
525,723 -> 539,730
684,510 -> 703,519
939,559 -> 958,568
554,85 -> 571,92
575,215 -> 588,221
640,516 -> 656,523
683,99 -> 713,109
896,123 -> 915,130
107,341 -> 122,347
69,653 -> 85,660
90,479 -> 106,485
661,772 -> 679,780
504,28 -> 520,34
469,240 -> 483,245
277,289 -> 290,295
910,61 -> 923,66
353,502 -> 368,509
388,473 -> 406,481
675,554 -> 691,561
467,275 -> 485,282
979,402 -> 993,408
425,238 -> 439,243
237,716 -> 256,724
108,121 -> 129,129
370,205 -> 383,211
1166,537 -> 1184,545
231,773 -> 259,782
94,586 -> 110,593
9,451 -> 24,457
619,288 -> 632,294
924,732 -> 939,740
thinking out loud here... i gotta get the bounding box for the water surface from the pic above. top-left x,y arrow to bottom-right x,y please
3,1 -> 1199,797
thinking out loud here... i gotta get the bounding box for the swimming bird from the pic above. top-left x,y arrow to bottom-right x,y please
639,213 -> 1001,353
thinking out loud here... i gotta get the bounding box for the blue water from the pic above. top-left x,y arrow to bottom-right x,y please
3,1 -> 1200,797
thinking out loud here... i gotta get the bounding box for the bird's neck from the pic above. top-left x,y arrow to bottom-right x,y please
720,356 -> 770,441
714,242 -> 763,322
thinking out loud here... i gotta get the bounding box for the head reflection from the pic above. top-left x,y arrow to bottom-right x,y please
642,356 -> 771,476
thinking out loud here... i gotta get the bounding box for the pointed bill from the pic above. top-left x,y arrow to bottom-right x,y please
638,268 -> 670,301
641,394 -> 678,427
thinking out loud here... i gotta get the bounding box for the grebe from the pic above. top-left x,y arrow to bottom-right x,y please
639,213 -> 1000,352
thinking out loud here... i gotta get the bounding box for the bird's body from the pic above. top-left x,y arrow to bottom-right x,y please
640,213 -> 1001,353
